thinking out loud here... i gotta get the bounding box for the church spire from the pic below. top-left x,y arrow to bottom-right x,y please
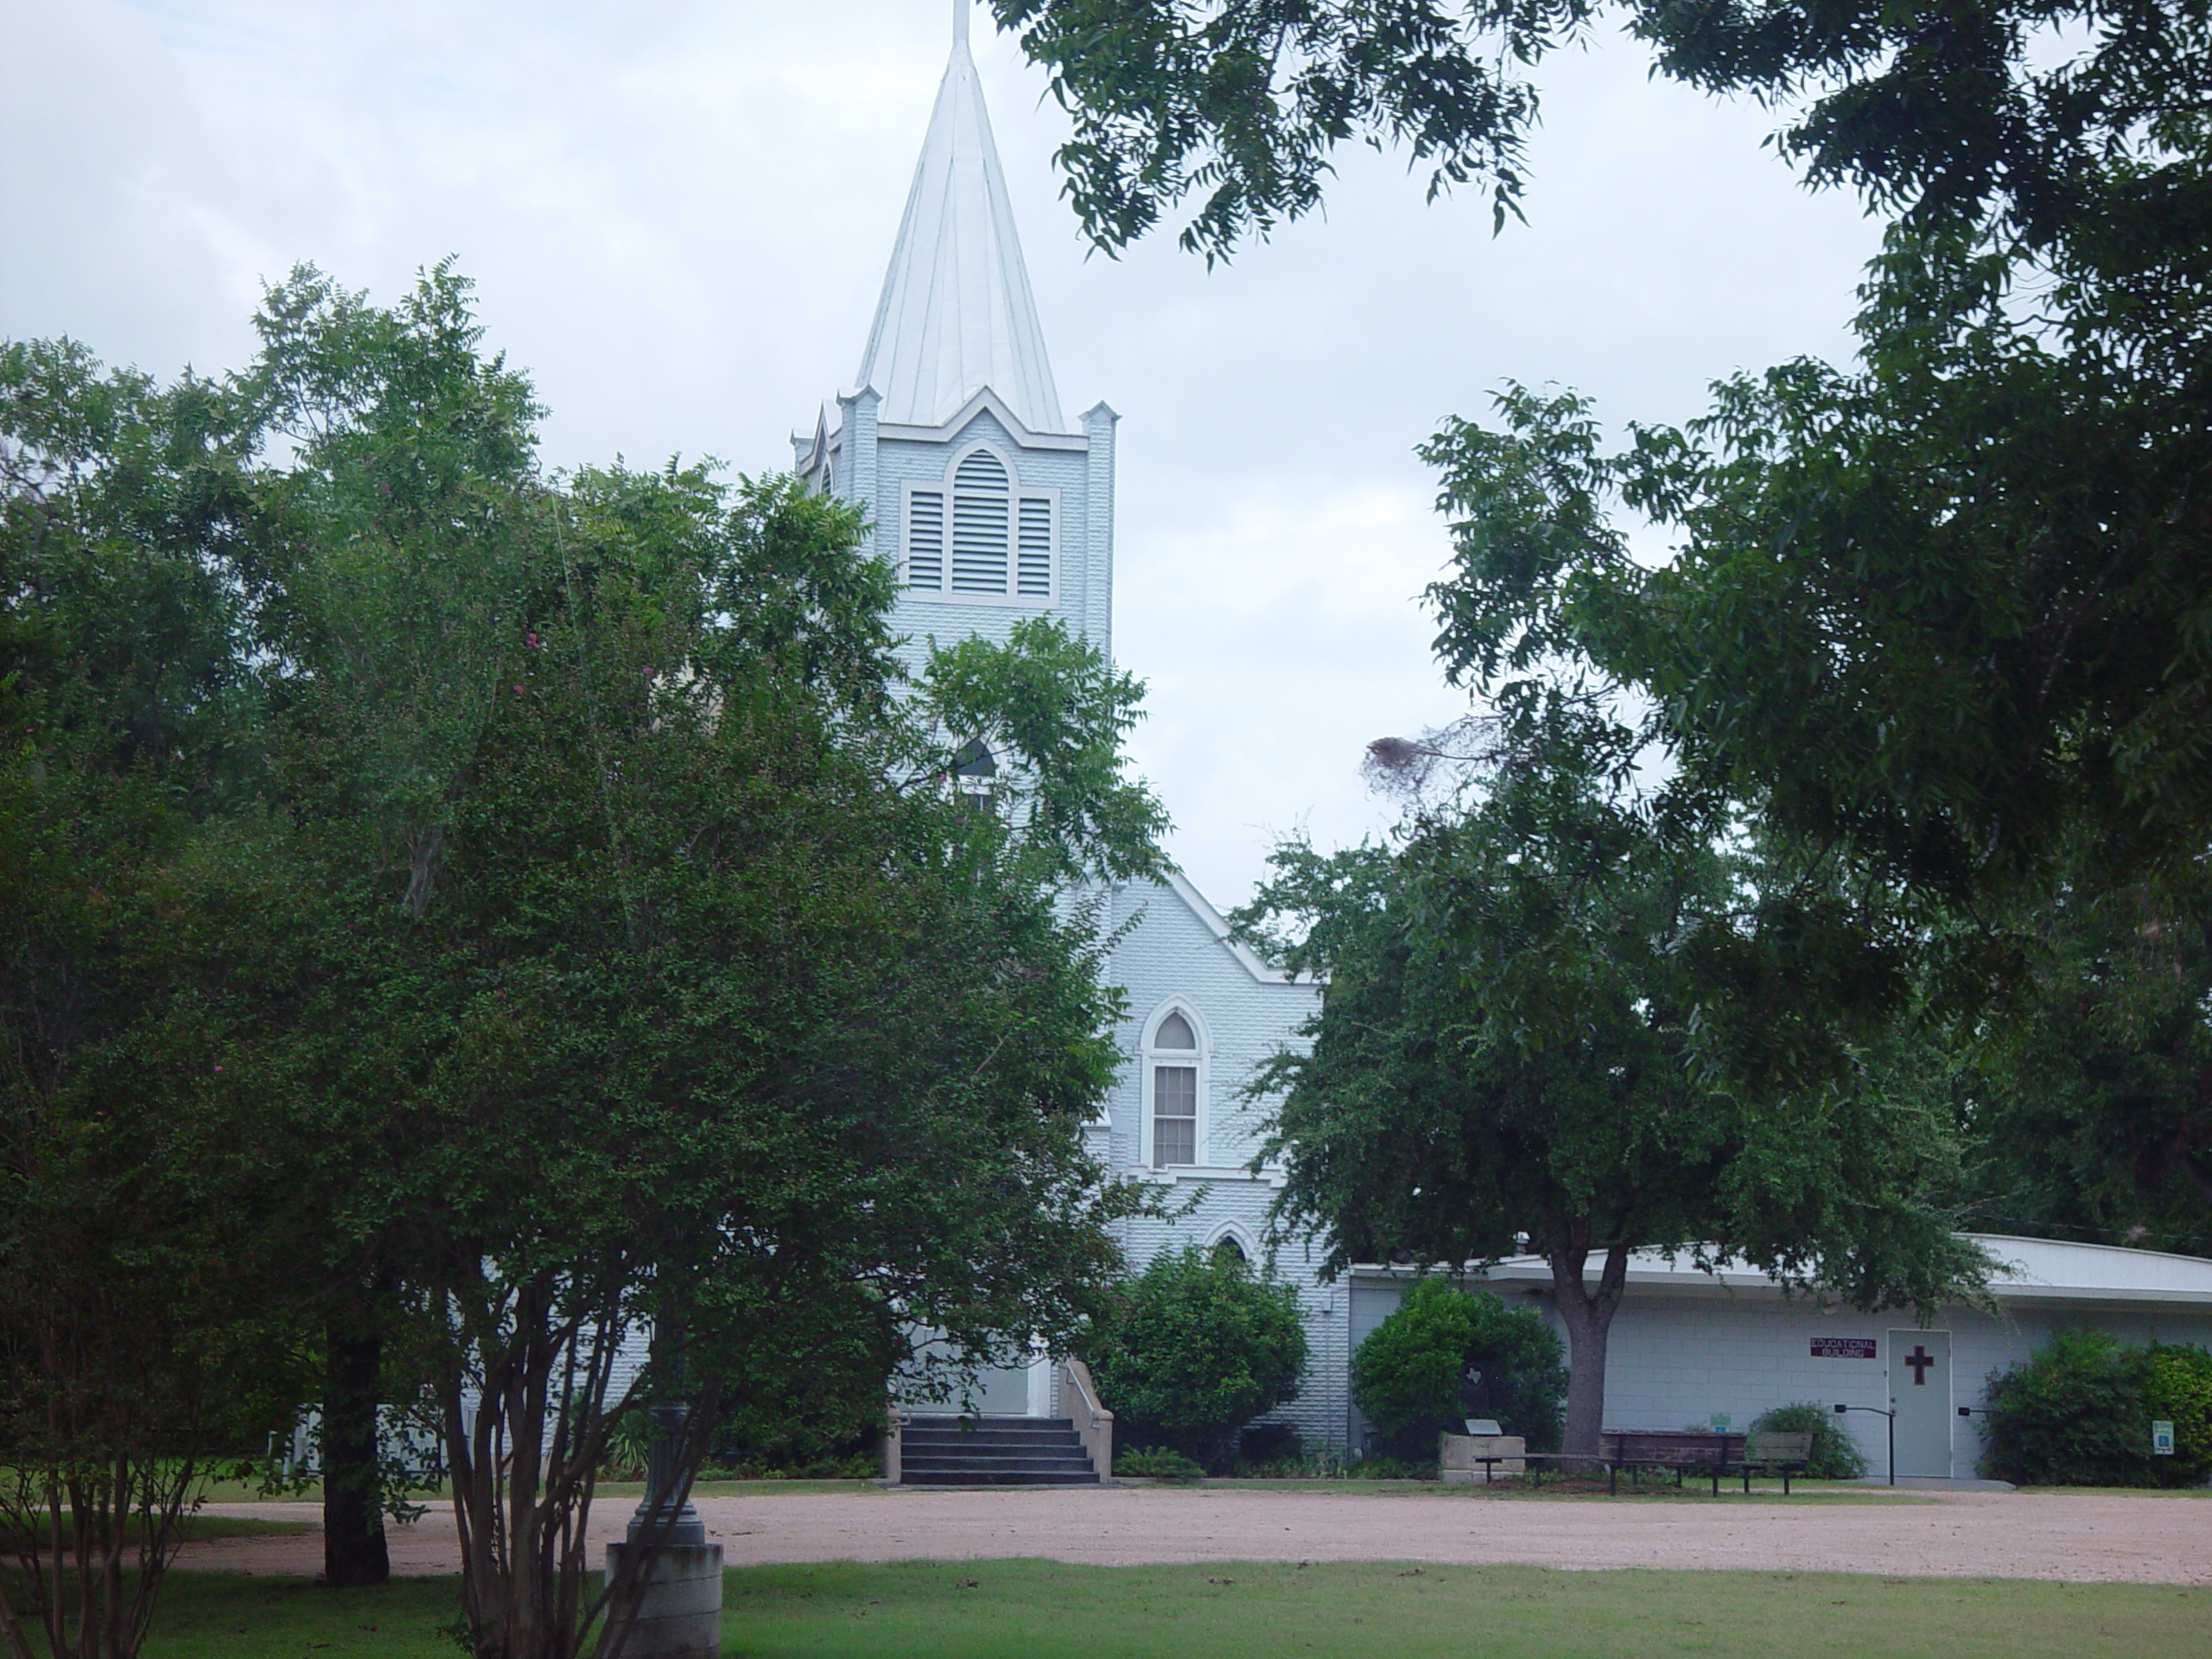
854,3 -> 1067,434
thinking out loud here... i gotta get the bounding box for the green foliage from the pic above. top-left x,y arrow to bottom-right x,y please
1113,1446 -> 1207,1481
925,615 -> 1172,886
1351,1279 -> 1565,1458
1239,721 -> 1986,1456
3,261 -> 1173,1659
996,0 -> 2212,1268
2146,1346 -> 2212,1488
1089,1244 -> 1308,1468
1747,1402 -> 1869,1481
1979,1329 -> 2162,1487
0,323 -> 312,1658
990,0 -> 2202,270
1960,861 -> 2212,1254
1407,207 -> 2212,1239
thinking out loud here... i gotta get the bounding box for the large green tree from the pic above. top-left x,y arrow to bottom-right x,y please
214,268 -> 1168,1659
985,0 -> 2212,1230
986,0 -> 2212,919
4,264 -> 1176,1659
1239,708 -> 1985,1456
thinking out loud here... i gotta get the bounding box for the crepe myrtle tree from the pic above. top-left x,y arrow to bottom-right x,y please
1236,703 -> 1988,1458
138,265 -> 1173,1659
368,473 -> 1158,1659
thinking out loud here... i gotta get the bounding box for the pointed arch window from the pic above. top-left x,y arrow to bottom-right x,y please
1147,1007 -> 1200,1167
901,444 -> 1057,605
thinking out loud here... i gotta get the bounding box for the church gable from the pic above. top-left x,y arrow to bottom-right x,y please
1105,874 -> 1319,1179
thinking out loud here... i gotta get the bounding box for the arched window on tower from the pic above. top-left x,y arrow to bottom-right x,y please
1150,1009 -> 1198,1166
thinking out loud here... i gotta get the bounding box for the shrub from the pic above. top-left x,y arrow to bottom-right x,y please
1351,1277 -> 1566,1460
1088,1244 -> 1308,1468
2146,1344 -> 2212,1485
1238,1421 -> 1303,1465
1749,1402 -> 1870,1480
1115,1446 -> 1206,1481
1980,1328 -> 2158,1487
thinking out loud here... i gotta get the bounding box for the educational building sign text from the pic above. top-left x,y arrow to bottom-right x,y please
1809,1337 -> 1878,1359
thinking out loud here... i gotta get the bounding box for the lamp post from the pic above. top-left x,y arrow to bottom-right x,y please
628,1402 -> 706,1548
606,1400 -> 720,1659
1835,1402 -> 1896,1487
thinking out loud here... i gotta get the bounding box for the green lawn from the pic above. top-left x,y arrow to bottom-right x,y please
129,1560 -> 2210,1658
1,1515 -> 313,1553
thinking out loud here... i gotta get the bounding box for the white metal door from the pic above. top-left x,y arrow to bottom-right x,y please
1888,1329 -> 1953,1478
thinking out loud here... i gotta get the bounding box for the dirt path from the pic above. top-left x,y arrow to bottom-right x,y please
180,1485 -> 2212,1585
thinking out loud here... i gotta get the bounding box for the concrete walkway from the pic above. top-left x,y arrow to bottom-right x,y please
182,1484 -> 2212,1585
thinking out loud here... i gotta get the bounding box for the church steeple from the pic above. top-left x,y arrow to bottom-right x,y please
855,1 -> 1066,434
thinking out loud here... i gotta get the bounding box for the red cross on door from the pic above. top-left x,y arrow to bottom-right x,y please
1904,1344 -> 1935,1384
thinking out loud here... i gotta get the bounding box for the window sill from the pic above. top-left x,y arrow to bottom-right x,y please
1127,1164 -> 1287,1189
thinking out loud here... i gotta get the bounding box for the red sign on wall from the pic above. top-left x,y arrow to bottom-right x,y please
1810,1337 -> 1878,1359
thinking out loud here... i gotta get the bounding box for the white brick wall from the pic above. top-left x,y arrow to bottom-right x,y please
1343,1274 -> 2212,1476
1097,874 -> 1339,1448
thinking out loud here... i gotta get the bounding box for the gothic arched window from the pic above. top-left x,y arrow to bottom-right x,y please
1147,1007 -> 1201,1167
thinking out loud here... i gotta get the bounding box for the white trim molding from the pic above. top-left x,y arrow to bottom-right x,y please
1207,1221 -> 1261,1262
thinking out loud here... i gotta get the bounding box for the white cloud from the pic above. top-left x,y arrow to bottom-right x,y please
2,0 -> 1883,907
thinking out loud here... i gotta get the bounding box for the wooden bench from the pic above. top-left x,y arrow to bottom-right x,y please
1516,1432 -> 1740,1495
1728,1429 -> 1815,1494
1604,1430 -> 1743,1496
1501,1428 -> 1816,1497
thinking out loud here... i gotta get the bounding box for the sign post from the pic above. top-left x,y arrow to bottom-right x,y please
2153,1420 -> 2176,1458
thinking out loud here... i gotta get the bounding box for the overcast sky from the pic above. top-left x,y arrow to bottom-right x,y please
2,0 -> 1882,909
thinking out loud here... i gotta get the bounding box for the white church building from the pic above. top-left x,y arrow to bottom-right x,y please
800,6 -> 2212,1474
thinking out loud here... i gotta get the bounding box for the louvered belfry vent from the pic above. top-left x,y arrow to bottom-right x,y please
900,448 -> 1055,604
951,451 -> 1011,594
1017,497 -> 1053,596
906,490 -> 945,590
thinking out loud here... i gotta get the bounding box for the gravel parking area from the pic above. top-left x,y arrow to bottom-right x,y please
180,1484 -> 2212,1585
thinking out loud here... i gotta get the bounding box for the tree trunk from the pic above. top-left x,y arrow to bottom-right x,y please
1548,1234 -> 1630,1461
321,1325 -> 390,1588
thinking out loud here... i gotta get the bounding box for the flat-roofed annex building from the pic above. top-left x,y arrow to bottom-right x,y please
1346,1236 -> 2212,1478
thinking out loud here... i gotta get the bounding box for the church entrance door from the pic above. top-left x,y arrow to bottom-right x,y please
1888,1330 -> 1953,1478
967,1358 -> 1036,1414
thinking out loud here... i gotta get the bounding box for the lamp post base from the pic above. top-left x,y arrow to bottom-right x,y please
601,1541 -> 723,1659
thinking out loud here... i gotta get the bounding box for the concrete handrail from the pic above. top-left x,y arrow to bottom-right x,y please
1057,1357 -> 1114,1480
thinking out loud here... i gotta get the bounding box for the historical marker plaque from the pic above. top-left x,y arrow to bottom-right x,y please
1810,1337 -> 1878,1359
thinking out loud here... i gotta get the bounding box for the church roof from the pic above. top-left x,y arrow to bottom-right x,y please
855,10 -> 1067,435
1444,1234 -> 2212,1306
